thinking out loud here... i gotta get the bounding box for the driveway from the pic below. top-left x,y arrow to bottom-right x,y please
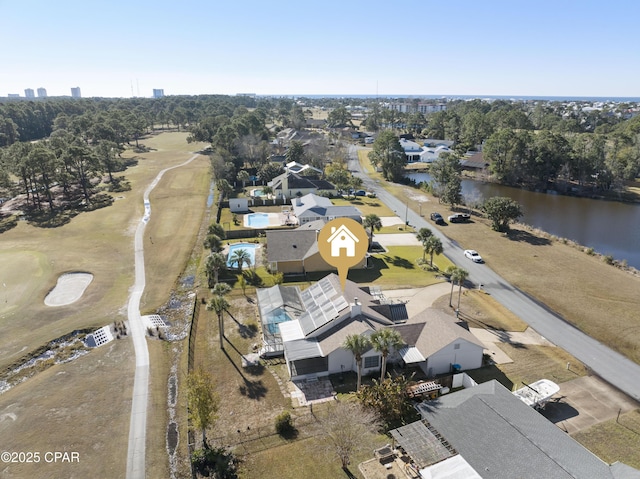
373,232 -> 421,247
541,376 -> 640,434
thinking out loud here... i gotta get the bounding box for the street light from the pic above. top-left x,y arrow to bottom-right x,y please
419,201 -> 423,217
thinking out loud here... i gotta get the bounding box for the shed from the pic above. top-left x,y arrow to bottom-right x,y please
229,198 -> 250,213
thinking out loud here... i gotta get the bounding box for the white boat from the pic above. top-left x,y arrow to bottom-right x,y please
513,379 -> 560,409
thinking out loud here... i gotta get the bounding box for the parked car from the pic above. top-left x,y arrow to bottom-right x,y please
464,249 -> 483,263
448,213 -> 471,223
430,212 -> 445,224
355,190 -> 367,196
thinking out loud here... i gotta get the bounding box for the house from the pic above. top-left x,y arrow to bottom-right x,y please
392,309 -> 484,377
291,193 -> 362,225
279,274 -> 400,379
399,138 -> 424,163
327,224 -> 360,257
418,145 -> 453,163
268,171 -> 337,199
393,380 -> 640,478
460,151 -> 489,172
284,161 -> 323,175
265,221 -> 367,275
257,274 -> 397,358
276,275 -> 480,382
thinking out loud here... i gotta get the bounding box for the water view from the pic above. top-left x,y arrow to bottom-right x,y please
406,172 -> 640,269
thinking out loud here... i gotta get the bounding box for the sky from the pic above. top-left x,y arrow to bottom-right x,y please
2,0 -> 640,99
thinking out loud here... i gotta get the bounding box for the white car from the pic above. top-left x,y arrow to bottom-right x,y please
464,249 -> 483,263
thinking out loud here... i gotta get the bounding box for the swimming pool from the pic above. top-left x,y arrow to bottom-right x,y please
245,212 -> 271,228
252,189 -> 265,197
264,308 -> 293,335
226,243 -> 258,268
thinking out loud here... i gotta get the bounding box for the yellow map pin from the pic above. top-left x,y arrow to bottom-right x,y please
318,218 -> 369,291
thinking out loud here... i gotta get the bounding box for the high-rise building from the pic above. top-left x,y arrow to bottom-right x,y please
7,94 -> 20,98
24,88 -> 35,98
71,87 -> 81,98
37,88 -> 47,98
153,89 -> 164,98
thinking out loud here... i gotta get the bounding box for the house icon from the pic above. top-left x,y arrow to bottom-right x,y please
326,225 -> 359,257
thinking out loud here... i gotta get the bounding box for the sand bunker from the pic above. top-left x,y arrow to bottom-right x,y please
44,272 -> 93,307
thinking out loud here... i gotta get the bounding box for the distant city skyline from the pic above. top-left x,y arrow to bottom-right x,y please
2,1 -> 639,99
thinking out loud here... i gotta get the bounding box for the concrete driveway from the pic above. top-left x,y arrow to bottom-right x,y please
541,376 -> 640,434
373,232 -> 421,247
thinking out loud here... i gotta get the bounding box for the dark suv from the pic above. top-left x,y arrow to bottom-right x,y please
430,212 -> 445,224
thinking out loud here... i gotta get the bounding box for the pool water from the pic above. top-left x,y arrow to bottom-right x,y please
226,243 -> 258,268
246,212 -> 270,228
264,308 -> 293,335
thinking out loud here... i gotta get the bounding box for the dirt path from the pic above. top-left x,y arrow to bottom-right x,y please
125,153 -> 201,479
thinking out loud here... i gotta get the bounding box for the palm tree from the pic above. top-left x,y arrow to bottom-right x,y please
206,252 -> 227,286
455,268 -> 469,315
343,334 -> 371,391
416,227 -> 433,261
424,236 -> 443,268
208,282 -> 232,349
261,185 -> 274,205
446,266 -> 469,311
237,169 -> 250,188
370,328 -> 404,382
363,214 -> 382,247
217,178 -> 232,200
230,248 -> 251,272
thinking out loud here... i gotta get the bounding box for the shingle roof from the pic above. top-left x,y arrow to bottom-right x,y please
266,230 -> 318,262
409,308 -> 484,356
417,380 -> 621,479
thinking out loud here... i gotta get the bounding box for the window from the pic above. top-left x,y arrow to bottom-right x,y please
454,343 -> 460,350
364,355 -> 379,369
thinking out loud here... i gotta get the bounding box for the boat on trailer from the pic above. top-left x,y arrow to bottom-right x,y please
513,379 -> 560,409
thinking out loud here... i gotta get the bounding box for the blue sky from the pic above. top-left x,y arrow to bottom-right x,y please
2,0 -> 639,98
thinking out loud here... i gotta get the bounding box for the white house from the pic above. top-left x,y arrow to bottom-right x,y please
278,275 -> 481,381
399,138 -> 424,163
419,145 -> 453,163
327,224 -> 359,257
394,309 -> 484,376
291,193 -> 362,225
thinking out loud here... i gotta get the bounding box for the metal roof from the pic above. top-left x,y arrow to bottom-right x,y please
398,346 -> 425,364
390,420 -> 456,469
283,338 -> 322,362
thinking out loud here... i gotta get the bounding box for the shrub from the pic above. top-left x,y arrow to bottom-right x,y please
585,247 -> 595,256
275,411 -> 295,437
603,255 -> 615,265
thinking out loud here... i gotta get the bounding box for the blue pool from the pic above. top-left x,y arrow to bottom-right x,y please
246,212 -> 271,228
264,308 -> 293,335
226,243 -> 258,268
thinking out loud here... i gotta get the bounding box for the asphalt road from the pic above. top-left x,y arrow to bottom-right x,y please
348,145 -> 640,403
125,153 -> 202,479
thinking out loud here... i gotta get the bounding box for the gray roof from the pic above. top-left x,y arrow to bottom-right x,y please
284,338 -> 323,361
266,230 -> 318,262
408,308 -> 485,355
417,380 -> 632,479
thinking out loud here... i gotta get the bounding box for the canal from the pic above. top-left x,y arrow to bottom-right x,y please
406,172 -> 640,269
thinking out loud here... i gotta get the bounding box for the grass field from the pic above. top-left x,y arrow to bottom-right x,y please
0,132 -> 209,371
0,131 -> 209,477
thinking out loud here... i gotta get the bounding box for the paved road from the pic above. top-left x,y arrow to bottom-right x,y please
348,145 -> 640,403
125,153 -> 201,479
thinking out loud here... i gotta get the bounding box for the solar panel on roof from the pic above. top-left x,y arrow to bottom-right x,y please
333,296 -> 349,312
